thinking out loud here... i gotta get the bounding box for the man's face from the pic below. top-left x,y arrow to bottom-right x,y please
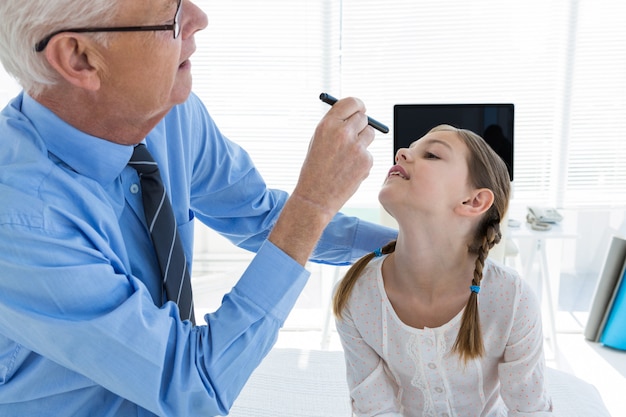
95,0 -> 207,123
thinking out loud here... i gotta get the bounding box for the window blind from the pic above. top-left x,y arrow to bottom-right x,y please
192,0 -> 339,195
563,1 -> 626,207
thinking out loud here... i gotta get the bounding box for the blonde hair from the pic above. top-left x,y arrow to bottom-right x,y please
333,124 -> 511,363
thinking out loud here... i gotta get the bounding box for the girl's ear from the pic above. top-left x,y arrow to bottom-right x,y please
456,188 -> 494,217
43,34 -> 102,91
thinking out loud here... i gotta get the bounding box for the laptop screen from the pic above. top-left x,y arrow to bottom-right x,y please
393,104 -> 514,181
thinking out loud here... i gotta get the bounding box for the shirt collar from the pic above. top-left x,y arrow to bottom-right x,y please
22,93 -> 133,186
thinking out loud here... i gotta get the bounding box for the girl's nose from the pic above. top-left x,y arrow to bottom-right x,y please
395,148 -> 409,163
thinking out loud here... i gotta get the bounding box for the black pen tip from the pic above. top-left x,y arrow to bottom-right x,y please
319,92 -> 337,105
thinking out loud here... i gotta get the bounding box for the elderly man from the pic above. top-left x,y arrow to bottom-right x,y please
0,1 -> 396,415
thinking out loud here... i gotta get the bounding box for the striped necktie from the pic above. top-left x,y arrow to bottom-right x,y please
129,144 -> 195,324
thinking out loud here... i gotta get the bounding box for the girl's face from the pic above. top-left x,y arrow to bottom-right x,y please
379,130 -> 474,220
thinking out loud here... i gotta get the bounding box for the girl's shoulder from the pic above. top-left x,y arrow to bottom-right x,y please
484,257 -> 520,281
348,255 -> 386,300
483,258 -> 537,300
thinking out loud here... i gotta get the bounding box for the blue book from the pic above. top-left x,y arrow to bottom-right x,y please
600,267 -> 626,350
584,235 -> 626,342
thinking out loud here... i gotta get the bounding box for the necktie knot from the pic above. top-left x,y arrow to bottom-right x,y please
129,143 -> 159,176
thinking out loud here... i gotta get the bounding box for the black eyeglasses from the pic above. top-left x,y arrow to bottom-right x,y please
34,0 -> 182,52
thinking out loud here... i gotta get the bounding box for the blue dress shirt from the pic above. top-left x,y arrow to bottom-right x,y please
0,92 -> 397,416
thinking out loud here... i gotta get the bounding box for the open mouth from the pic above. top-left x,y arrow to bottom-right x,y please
388,166 -> 409,179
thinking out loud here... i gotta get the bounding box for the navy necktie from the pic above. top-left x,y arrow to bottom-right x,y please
129,144 -> 195,324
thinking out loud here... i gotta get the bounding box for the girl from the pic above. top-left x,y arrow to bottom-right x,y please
333,125 -> 553,416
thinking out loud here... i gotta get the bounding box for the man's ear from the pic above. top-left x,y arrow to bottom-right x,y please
44,34 -> 102,91
456,188 -> 495,217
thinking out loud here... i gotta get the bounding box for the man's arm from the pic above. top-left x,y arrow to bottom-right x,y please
0,94 -> 383,416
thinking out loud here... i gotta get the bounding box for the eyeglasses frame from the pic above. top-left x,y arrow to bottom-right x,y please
34,0 -> 182,52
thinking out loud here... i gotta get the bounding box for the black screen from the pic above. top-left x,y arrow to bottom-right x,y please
393,104 -> 514,181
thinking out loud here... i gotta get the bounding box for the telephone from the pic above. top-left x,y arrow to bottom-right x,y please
526,206 -> 563,231
527,206 -> 563,223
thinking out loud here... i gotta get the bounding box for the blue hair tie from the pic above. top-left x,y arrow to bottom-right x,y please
373,248 -> 383,257
470,285 -> 481,294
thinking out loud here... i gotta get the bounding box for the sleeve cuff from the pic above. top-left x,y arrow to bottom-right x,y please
235,240 -> 310,322
351,218 -> 397,260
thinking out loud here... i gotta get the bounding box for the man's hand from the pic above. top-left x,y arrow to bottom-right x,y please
296,97 -> 375,216
269,97 -> 376,265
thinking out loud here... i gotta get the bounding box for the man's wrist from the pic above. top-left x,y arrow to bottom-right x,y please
268,193 -> 335,265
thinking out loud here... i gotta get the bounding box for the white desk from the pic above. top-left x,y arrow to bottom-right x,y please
507,210 -> 578,357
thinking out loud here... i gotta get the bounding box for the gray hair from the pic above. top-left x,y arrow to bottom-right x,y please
0,1 -> 120,97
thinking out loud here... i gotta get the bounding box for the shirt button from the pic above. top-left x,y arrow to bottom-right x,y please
130,184 -> 140,194
428,362 -> 437,369
425,339 -> 434,346
435,387 -> 444,393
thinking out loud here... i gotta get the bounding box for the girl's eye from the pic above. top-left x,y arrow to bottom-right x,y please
425,151 -> 440,159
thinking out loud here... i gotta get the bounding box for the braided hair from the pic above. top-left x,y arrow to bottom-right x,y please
333,240 -> 396,317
